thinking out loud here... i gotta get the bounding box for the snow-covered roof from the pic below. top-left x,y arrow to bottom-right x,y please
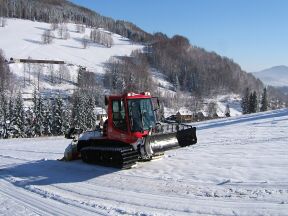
94,107 -> 107,115
176,107 -> 193,115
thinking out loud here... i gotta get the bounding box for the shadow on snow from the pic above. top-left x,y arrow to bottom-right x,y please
0,159 -> 119,187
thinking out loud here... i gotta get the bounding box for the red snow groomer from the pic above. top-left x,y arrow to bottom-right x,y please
65,92 -> 197,168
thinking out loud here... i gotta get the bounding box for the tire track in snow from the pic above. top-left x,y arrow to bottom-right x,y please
0,148 -> 63,155
0,179 -> 106,216
0,154 -> 30,162
37,180 -> 288,216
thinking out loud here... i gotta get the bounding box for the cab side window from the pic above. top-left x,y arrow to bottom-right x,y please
112,100 -> 127,131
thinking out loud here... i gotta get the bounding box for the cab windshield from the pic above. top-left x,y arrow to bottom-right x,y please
128,99 -> 156,132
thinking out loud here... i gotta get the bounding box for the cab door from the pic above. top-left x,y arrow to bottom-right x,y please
107,98 -> 135,143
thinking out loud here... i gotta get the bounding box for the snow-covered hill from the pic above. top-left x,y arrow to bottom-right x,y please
0,18 -> 144,100
0,109 -> 287,215
0,18 -> 243,117
0,19 -> 143,72
252,65 -> 288,87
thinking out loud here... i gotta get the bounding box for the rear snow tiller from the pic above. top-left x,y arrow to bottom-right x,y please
64,92 -> 197,168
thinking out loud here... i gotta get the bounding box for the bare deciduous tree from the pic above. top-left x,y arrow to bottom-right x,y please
42,30 -> 54,44
76,24 -> 85,33
63,30 -> 70,40
0,17 -> 7,27
48,64 -> 55,84
90,29 -> 113,48
0,49 -> 12,92
81,35 -> 89,49
207,101 -> 217,118
104,54 -> 152,94
58,23 -> 69,40
102,32 -> 113,48
58,64 -> 70,83
33,64 -> 43,91
50,22 -> 58,31
27,56 -> 32,85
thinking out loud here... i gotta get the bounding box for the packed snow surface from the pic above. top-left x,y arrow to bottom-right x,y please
0,109 -> 287,215
0,19 -> 143,72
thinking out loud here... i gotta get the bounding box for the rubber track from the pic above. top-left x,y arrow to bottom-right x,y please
80,146 -> 139,169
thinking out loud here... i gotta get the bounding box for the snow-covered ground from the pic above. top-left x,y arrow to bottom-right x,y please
0,19 -> 143,73
150,68 -> 176,98
164,94 -> 242,118
211,94 -> 242,117
0,18 -> 243,117
0,18 -> 143,100
0,109 -> 287,215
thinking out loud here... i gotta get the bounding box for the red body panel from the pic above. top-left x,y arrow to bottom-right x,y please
106,92 -> 151,144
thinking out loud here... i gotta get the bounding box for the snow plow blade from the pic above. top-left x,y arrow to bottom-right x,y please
149,124 -> 197,153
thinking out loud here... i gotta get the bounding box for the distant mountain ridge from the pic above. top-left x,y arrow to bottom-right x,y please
252,65 -> 288,87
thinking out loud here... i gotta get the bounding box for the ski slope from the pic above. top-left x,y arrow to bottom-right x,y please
0,18 -> 144,100
0,109 -> 287,215
0,19 -> 143,73
0,18 -> 243,116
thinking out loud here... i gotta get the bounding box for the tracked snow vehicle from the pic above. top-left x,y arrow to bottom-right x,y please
65,92 -> 197,168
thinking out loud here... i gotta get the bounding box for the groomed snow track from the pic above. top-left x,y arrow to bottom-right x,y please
0,109 -> 288,215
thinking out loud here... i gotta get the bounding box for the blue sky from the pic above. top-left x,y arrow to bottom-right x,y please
70,0 -> 288,72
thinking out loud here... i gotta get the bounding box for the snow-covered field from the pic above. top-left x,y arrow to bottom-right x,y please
0,18 -> 144,100
0,19 -> 143,73
0,18 -> 144,99
0,109 -> 287,215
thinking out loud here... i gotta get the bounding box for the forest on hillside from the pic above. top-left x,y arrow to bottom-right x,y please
0,0 -> 152,42
1,0 -> 288,138
104,34 -> 287,108
0,50 -> 103,138
0,0 -> 278,97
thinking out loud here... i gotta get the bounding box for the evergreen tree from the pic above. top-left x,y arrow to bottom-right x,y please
249,91 -> 258,113
253,91 -> 259,113
51,96 -> 64,135
71,91 -> 82,128
32,89 -> 44,136
62,101 -> 71,133
241,88 -> 250,114
8,96 -> 14,124
42,100 -> 52,136
0,92 -> 8,138
78,93 -> 88,130
0,91 -> 8,124
24,107 -> 34,138
4,96 -> 15,138
14,91 -> 25,137
260,88 -> 268,112
174,75 -> 180,91
71,90 -> 97,130
86,94 -> 96,129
